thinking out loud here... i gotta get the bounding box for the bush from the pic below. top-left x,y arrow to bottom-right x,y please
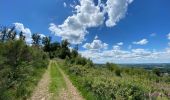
0,40 -> 49,99
115,68 -> 121,76
106,62 -> 119,71
153,68 -> 161,76
69,65 -> 88,76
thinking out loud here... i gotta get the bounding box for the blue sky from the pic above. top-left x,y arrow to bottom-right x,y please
1,0 -> 170,63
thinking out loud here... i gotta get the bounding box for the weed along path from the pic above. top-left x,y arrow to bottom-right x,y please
30,60 -> 84,100
29,62 -> 51,100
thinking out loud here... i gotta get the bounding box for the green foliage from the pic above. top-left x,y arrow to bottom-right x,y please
58,59 -> 170,100
106,62 -> 119,71
115,68 -> 121,76
153,68 -> 161,76
32,33 -> 41,46
0,40 -> 49,100
0,26 -> 16,42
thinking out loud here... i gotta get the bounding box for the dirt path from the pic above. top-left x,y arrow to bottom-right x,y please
29,62 -> 51,100
29,61 -> 84,100
56,63 -> 84,100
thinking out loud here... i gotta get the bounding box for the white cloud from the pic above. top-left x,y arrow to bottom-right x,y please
167,33 -> 170,40
13,22 -> 32,43
113,45 -> 121,50
49,0 -> 133,44
133,38 -> 148,45
83,35 -> 108,50
63,2 -> 67,7
80,47 -> 170,64
117,42 -> 123,45
49,0 -> 105,44
105,0 -> 133,27
38,33 -> 46,38
127,0 -> 134,4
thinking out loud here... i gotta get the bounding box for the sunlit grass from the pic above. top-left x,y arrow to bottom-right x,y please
49,61 -> 66,99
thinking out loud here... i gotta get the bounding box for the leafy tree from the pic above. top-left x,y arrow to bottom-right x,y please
59,40 -> 71,59
71,47 -> 78,58
0,26 -> 8,42
49,42 -> 60,58
42,36 -> 51,52
32,33 -> 41,46
50,42 -> 60,51
6,26 -> 16,40
19,31 -> 25,41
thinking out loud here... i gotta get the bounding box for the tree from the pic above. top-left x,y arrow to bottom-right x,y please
42,36 -> 51,52
19,31 -> 25,41
61,39 -> 70,48
71,45 -> 79,58
50,42 -> 60,51
32,33 -> 41,46
0,26 -> 8,42
59,40 -> 71,59
6,26 -> 16,40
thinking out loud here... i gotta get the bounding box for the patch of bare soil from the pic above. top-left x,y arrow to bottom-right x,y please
29,63 -> 51,100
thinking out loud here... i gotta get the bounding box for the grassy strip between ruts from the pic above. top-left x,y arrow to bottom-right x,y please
49,60 -> 66,99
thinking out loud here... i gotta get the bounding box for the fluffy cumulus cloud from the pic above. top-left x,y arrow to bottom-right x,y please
49,0 -> 133,44
13,22 -> 32,43
133,38 -> 148,45
13,22 -> 46,44
105,0 -> 133,27
49,0 -> 105,44
83,35 -> 108,50
80,47 -> 170,63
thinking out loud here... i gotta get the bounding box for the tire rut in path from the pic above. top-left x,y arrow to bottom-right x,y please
57,63 -> 84,100
29,62 -> 51,100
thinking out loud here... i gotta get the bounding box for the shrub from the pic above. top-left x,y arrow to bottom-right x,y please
0,40 -> 49,99
106,62 -> 119,72
69,65 -> 88,76
153,68 -> 161,77
115,68 -> 121,76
